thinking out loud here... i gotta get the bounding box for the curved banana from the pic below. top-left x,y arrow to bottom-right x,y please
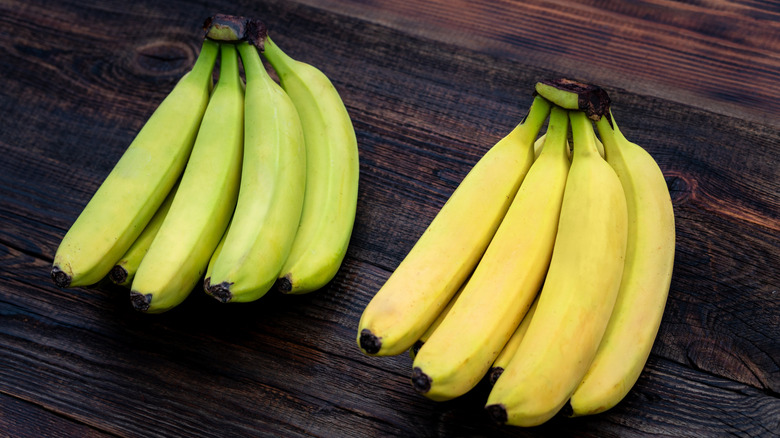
129,44 -> 244,313
261,36 -> 359,295
568,111 -> 675,416
488,294 -> 539,385
204,41 -> 306,303
50,40 -> 219,288
108,179 -> 180,287
357,96 -> 551,357
485,111 -> 627,427
410,106 -> 571,401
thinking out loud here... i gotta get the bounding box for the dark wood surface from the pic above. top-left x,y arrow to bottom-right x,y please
1,0 -> 778,436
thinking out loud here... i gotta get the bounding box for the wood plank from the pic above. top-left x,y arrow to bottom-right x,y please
1,244 -> 778,437
0,392 -> 114,438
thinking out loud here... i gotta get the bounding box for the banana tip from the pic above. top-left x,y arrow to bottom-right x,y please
488,367 -> 504,386
204,278 -> 233,303
130,291 -> 152,312
358,329 -> 382,355
485,404 -> 508,425
411,367 -> 431,394
109,265 -> 128,285
275,276 -> 293,294
51,266 -> 71,288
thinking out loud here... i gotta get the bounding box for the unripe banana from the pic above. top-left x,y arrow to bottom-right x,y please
568,111 -> 675,416
261,36 -> 360,295
130,44 -> 244,313
50,40 -> 219,288
204,41 -> 306,303
357,96 -> 552,357
410,106 -> 571,401
488,294 -> 539,385
486,111 -> 627,427
108,179 -> 180,288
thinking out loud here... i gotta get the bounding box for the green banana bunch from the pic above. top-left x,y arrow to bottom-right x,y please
108,179 -> 180,288
567,110 -> 675,417
51,39 -> 219,288
485,111 -> 628,427
261,36 -> 360,295
204,41 -> 306,303
130,43 -> 244,313
410,106 -> 572,402
357,96 -> 551,357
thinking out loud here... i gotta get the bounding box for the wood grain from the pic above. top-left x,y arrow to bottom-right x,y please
0,0 -> 778,436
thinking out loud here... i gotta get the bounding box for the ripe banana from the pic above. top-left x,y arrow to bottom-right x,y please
410,106 -> 571,401
357,96 -> 552,357
261,36 -> 360,295
130,43 -> 244,313
568,111 -> 675,416
108,179 -> 180,288
204,41 -> 307,303
488,294 -> 539,385
485,110 -> 627,427
50,39 -> 219,288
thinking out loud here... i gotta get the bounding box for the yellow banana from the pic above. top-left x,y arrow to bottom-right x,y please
485,110 -> 627,427
130,44 -> 244,313
357,96 -> 552,357
50,39 -> 219,288
261,36 -> 360,295
108,179 -> 180,287
568,111 -> 675,416
488,294 -> 539,385
204,41 -> 306,303
408,278 -> 467,360
410,106 -> 571,401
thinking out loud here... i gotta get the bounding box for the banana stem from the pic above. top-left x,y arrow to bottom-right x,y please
570,111 -> 600,158
538,106 -> 569,159
217,44 -> 241,89
510,95 -> 552,144
187,39 -> 220,84
261,36 -> 295,78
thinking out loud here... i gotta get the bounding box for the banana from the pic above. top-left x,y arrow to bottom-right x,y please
261,36 -> 360,295
408,278 -> 467,360
50,39 -> 219,288
204,41 -> 307,303
568,111 -> 675,416
357,96 -> 552,357
108,179 -> 180,288
488,294 -> 539,385
485,110 -> 627,427
410,106 -> 571,401
129,43 -> 244,313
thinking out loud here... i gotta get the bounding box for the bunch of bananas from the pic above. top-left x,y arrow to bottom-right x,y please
357,78 -> 675,427
50,15 -> 359,313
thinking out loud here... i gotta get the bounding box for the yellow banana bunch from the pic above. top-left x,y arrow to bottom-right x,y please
108,179 -> 180,288
357,96 -> 552,357
130,43 -> 244,313
568,110 -> 675,417
50,39 -> 219,288
485,110 -> 628,427
262,36 -> 360,295
204,41 -> 306,303
410,106 -> 572,401
408,278 -> 468,360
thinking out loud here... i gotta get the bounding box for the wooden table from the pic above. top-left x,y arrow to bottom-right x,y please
2,0 -> 778,436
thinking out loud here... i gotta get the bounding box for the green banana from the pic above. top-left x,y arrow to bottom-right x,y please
568,111 -> 675,416
130,43 -> 244,313
410,106 -> 571,401
485,111 -> 627,427
51,40 -> 219,288
357,96 -> 551,357
261,35 -> 360,295
204,41 -> 307,303
108,179 -> 180,287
